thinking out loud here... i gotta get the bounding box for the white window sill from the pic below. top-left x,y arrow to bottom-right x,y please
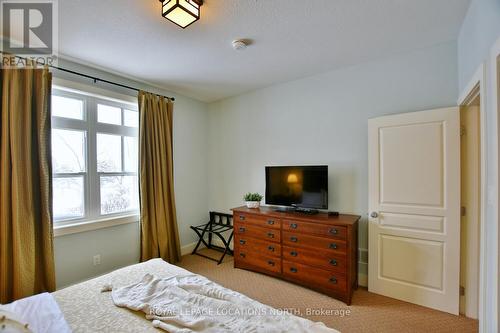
54,214 -> 139,237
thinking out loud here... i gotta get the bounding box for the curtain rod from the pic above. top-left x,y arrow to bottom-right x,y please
1,53 -> 175,101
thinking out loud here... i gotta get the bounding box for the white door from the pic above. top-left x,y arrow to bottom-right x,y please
368,107 -> 461,315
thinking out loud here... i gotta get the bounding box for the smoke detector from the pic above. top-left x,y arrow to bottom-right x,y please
232,39 -> 248,51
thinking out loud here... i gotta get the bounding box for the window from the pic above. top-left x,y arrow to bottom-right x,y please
51,89 -> 139,225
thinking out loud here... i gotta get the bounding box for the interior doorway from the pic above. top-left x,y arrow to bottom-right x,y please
459,94 -> 481,319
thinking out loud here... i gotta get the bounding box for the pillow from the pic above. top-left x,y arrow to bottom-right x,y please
0,308 -> 32,333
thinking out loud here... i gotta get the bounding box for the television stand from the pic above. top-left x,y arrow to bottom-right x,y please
273,206 -> 319,215
273,207 -> 296,213
232,205 -> 360,305
295,207 -> 319,215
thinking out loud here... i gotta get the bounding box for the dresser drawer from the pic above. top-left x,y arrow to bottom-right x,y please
235,250 -> 281,274
235,223 -> 281,243
283,232 -> 346,254
234,213 -> 281,230
283,246 -> 346,272
283,260 -> 346,292
283,220 -> 347,240
235,235 -> 281,257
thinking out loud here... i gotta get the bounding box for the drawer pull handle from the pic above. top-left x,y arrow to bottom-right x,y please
290,267 -> 298,273
330,228 -> 338,235
239,253 -> 246,258
290,223 -> 298,229
239,239 -> 246,245
267,232 -> 275,238
330,277 -> 338,284
268,261 -> 275,266
290,237 -> 298,242
290,251 -> 298,257
329,243 -> 338,249
268,220 -> 275,225
330,259 -> 338,266
268,246 -> 275,252
239,227 -> 246,232
239,215 -> 246,220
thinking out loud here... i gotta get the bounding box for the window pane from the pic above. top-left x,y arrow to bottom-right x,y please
52,96 -> 83,120
97,133 -> 122,172
98,104 -> 122,125
100,175 -> 139,215
124,136 -> 138,172
124,110 -> 139,127
52,129 -> 86,173
53,177 -> 84,220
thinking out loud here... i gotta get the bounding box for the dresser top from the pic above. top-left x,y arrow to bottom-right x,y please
232,206 -> 360,226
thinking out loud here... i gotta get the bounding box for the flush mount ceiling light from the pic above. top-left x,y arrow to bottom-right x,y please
232,40 -> 248,51
159,0 -> 203,29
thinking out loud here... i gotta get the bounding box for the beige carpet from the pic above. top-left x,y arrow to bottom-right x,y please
178,249 -> 478,333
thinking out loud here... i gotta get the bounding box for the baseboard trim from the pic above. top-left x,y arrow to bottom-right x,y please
181,242 -> 198,256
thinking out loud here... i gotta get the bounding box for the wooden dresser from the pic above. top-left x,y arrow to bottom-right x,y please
233,206 -> 360,305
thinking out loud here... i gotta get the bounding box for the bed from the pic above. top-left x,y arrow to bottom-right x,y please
50,259 -> 338,333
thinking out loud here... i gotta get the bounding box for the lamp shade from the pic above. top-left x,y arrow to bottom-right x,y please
287,173 -> 299,184
160,0 -> 202,28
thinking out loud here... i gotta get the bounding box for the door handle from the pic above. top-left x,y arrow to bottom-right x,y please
239,239 -> 246,245
370,212 -> 379,218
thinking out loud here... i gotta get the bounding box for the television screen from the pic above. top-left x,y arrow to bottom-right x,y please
265,166 -> 328,209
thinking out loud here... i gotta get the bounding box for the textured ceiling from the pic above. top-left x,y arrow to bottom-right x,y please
57,0 -> 471,102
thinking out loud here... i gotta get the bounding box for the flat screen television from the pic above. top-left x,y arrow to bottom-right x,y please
265,166 -> 328,209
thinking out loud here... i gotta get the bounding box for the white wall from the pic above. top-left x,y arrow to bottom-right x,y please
458,0 -> 500,330
207,41 -> 459,279
53,58 -> 209,288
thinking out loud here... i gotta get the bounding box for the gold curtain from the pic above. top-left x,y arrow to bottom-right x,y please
138,91 -> 181,263
0,62 -> 55,303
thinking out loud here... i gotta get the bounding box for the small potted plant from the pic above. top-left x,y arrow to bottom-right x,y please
244,193 -> 263,209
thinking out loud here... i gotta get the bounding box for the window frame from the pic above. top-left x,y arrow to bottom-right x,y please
51,87 -> 140,229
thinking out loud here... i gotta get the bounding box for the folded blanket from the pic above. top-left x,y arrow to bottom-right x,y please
111,273 -> 338,333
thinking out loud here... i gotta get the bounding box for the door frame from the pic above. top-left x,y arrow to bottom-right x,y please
490,36 -> 500,333
457,63 -> 487,328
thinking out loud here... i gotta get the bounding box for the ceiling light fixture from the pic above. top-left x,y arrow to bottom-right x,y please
159,0 -> 203,29
232,40 -> 248,51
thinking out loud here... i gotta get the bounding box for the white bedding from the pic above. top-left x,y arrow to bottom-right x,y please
111,272 -> 336,333
1,293 -> 71,333
53,259 -> 339,333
